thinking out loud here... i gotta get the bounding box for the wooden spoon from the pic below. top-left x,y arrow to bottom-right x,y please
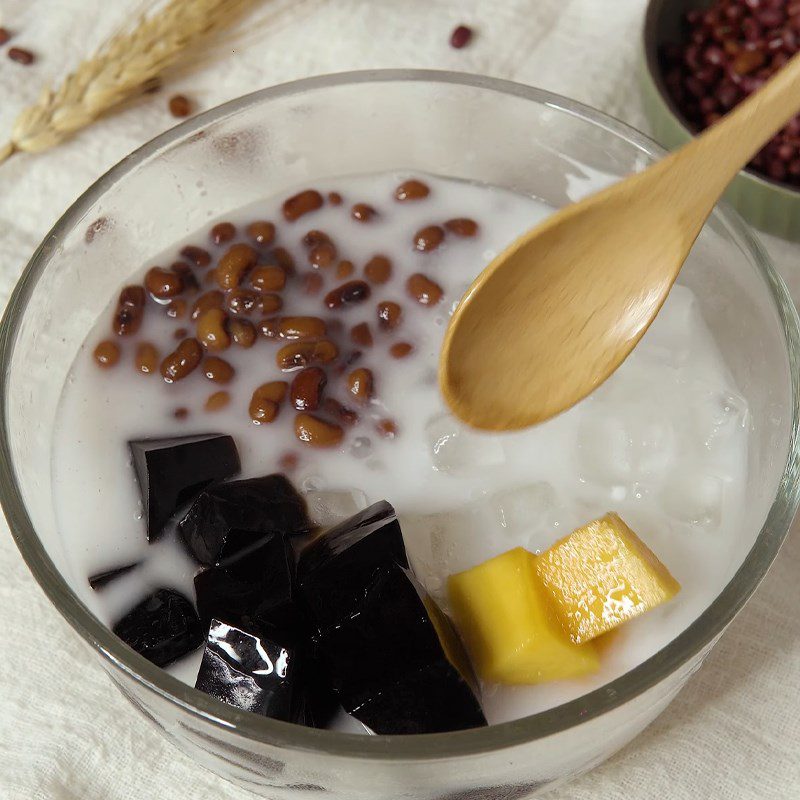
440,52 -> 800,431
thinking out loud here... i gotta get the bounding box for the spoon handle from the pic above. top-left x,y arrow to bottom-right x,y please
676,49 -> 800,199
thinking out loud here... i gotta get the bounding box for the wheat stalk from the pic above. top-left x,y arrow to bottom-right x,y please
0,0 -> 262,165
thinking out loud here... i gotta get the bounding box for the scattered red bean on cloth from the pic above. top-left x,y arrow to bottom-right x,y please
660,0 -> 800,186
450,25 -> 473,49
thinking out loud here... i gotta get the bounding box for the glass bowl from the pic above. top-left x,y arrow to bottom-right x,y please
1,71 -> 799,800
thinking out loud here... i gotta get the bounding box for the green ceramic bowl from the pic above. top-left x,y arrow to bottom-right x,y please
641,0 -> 800,240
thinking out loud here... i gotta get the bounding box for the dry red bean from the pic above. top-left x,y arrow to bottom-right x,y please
444,217 -> 479,237
203,356 -> 234,384
328,192 -> 343,206
271,247 -> 296,271
324,280 -> 371,309
278,451 -> 300,472
390,342 -> 414,359
259,293 -> 283,315
166,299 -> 187,319
191,290 -> 224,320
229,318 -> 256,348
336,260 -> 354,279
250,265 -> 286,292
414,225 -> 445,252
173,327 -> 189,340
196,308 -> 231,351
216,243 -> 258,290
136,342 -> 159,374
205,391 -> 230,412
113,286 -> 146,336
161,338 -> 202,382
347,368 -> 374,405
245,220 -> 275,246
351,203 -> 377,222
226,289 -> 260,316
94,340 -> 119,368
376,418 -> 399,438
8,47 -> 34,65
350,322 -> 374,348
145,266 -> 184,300
377,300 -> 402,330
0,28 -> 12,46
210,222 -> 236,245
260,315 -> 327,340
171,262 -> 199,293
249,381 -> 288,424
450,25 -> 473,49
294,413 -> 344,448
283,189 -> 323,221
407,273 -> 444,305
364,255 -> 392,284
169,95 -> 192,117
180,245 -> 212,267
276,339 -> 338,371
395,179 -> 430,201
303,272 -> 324,295
290,367 -> 328,411
174,407 -> 190,420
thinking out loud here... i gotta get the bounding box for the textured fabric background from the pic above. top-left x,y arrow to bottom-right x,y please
1,1 -> 799,798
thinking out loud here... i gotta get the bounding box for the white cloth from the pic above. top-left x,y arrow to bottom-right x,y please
1,1 -> 799,797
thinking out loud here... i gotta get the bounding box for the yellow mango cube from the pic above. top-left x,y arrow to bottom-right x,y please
447,547 -> 599,685
535,513 -> 681,644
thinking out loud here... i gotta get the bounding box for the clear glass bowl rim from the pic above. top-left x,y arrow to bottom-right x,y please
1,69 -> 798,761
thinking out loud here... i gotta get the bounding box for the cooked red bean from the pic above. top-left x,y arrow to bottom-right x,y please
283,189 -> 323,221
196,308 -> 231,351
8,47 -> 34,65
309,242 -> 337,269
203,356 -> 234,384
324,280 -> 371,309
94,340 -> 120,368
290,367 -> 327,411
171,262 -> 199,293
364,255 -> 392,284
180,245 -> 212,267
145,266 -> 184,300
226,289 -> 260,316
250,265 -> 286,292
304,230 -> 331,247
376,418 -> 399,438
321,397 -> 359,427
377,301 -> 402,330
294,413 -> 344,448
0,28 -> 12,46
394,179 -> 430,201
205,391 -> 230,412
161,338 -> 202,382
351,203 -> 377,222
271,247 -> 296,271
210,222 -> 236,245
414,225 -> 445,252
407,273 -> 444,305
328,192 -> 343,205
350,322 -> 374,347
191,290 -> 224,320
259,293 -> 284,315
173,327 -> 189,340
303,272 -> 324,295
450,25 -> 473,49
246,220 -> 275,245
174,407 -> 190,420
113,286 -> 146,336
249,381 -> 288,424
260,316 -> 327,340
228,318 -> 256,348
278,451 -> 300,471
166,299 -> 187,319
444,217 -> 479,237
390,342 -> 414,359
216,243 -> 258,290
276,339 -> 338,370
336,260 -> 355,279
168,95 -> 192,117
135,342 -> 159,374
347,368 -> 374,405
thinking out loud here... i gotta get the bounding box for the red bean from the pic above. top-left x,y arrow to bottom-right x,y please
450,25 -> 473,49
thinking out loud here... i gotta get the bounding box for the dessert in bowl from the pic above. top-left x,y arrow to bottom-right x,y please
2,71 -> 798,799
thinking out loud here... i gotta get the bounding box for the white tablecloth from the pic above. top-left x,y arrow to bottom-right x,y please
1,1 -> 799,797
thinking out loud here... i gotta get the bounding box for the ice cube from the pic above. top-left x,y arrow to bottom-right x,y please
304,489 -> 368,528
426,413 -> 505,475
660,471 -> 724,527
637,284 -> 703,369
490,482 -> 556,533
693,389 -> 748,452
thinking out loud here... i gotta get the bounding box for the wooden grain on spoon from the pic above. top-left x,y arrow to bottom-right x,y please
440,50 -> 800,431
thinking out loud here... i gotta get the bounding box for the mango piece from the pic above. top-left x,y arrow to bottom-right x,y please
447,547 -> 599,685
535,513 -> 681,644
